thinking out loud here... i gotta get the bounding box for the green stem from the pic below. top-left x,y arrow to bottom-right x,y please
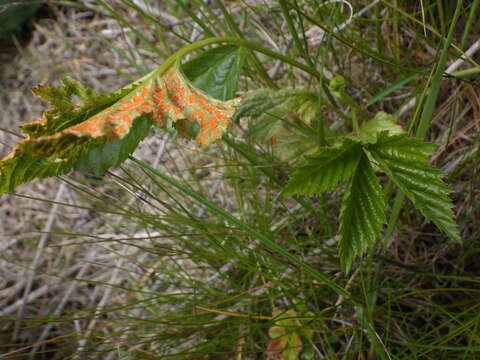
149,37 -> 323,81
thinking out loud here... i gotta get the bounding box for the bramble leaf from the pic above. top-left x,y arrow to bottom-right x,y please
0,57 -> 239,193
369,133 -> 460,242
233,88 -> 322,161
339,151 -> 385,272
267,309 -> 308,360
233,88 -> 320,130
283,138 -> 362,196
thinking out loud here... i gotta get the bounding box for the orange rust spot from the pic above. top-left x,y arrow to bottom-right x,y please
187,95 -> 195,105
132,96 -> 143,104
104,114 -> 114,125
117,101 -> 138,112
195,92 -> 207,103
209,116 -> 218,130
193,109 -> 206,120
199,119 -> 208,131
154,87 -> 164,96
140,86 -> 149,98
121,114 -> 133,125
116,124 -> 127,135
153,107 -> 169,125
202,104 -> 215,113
213,109 -> 227,121
153,92 -> 165,106
140,106 -> 153,114
70,117 -> 101,134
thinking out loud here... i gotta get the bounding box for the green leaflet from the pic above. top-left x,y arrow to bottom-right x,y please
339,151 -> 385,273
182,44 -> 246,101
369,133 -> 460,243
366,131 -> 436,163
283,138 -> 362,195
0,153 -> 74,194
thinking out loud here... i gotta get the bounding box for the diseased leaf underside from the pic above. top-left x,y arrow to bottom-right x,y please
0,62 -> 239,193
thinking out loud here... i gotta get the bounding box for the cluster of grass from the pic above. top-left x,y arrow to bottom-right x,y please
1,0 -> 480,359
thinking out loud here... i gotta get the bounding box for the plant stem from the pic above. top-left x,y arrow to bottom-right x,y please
149,37 -> 324,81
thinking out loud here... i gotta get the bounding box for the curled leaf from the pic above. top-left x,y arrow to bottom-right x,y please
0,60 -> 239,193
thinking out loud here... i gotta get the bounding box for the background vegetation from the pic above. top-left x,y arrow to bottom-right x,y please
1,0 -> 479,359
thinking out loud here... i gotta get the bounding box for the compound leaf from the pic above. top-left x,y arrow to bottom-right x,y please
369,133 -> 460,242
339,151 -> 385,272
283,138 -> 362,196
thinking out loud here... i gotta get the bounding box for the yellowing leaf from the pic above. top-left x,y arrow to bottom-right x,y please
358,111 -> 404,144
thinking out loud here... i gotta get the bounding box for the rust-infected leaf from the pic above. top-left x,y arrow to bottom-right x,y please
0,61 -> 239,193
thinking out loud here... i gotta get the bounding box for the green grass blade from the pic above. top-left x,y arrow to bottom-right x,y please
129,155 -> 351,299
416,0 -> 463,138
